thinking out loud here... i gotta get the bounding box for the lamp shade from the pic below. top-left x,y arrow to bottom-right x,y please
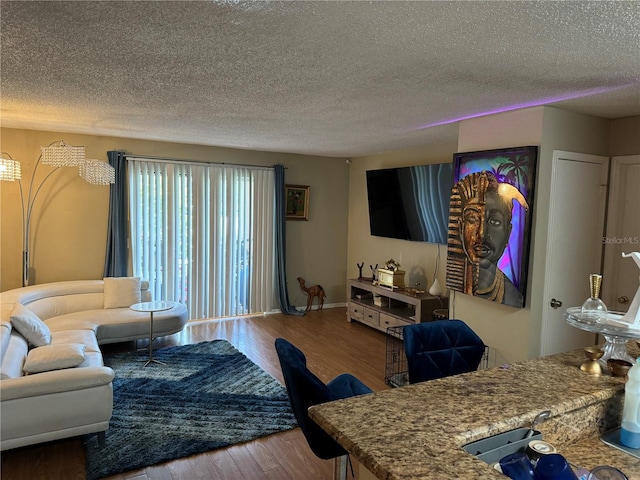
0,156 -> 21,181
41,142 -> 85,167
79,159 -> 116,185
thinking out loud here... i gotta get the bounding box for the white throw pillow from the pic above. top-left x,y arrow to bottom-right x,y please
104,276 -> 141,308
23,343 -> 86,374
10,303 -> 52,347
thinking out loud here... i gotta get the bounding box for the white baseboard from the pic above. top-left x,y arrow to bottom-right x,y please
294,302 -> 346,311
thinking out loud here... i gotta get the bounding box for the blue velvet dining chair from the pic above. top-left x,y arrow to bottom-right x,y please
274,338 -> 373,480
403,319 -> 485,384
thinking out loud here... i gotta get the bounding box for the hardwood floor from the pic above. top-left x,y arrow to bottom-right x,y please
1,307 -> 389,480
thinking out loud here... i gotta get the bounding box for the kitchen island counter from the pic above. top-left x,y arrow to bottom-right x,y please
309,348 -> 640,479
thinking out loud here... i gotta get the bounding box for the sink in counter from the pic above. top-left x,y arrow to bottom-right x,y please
462,427 -> 542,464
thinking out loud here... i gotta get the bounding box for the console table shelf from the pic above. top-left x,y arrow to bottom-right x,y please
347,278 -> 446,333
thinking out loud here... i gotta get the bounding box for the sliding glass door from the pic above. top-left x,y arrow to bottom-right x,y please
129,159 -> 275,319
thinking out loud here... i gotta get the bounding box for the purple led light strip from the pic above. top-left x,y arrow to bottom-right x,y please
414,82 -> 640,130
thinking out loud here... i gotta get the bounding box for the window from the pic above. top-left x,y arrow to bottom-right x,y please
128,159 -> 275,319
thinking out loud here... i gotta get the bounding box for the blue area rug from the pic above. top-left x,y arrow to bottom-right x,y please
85,340 -> 297,480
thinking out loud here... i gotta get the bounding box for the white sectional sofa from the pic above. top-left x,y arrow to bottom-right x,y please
0,278 -> 188,451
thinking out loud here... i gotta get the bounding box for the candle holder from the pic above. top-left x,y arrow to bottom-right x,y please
580,346 -> 604,376
581,274 -> 608,323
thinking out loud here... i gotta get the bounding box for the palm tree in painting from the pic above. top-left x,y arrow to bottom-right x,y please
491,154 -> 531,196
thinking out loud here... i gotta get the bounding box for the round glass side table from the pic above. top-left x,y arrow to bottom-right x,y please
130,301 -> 176,367
564,307 -> 640,364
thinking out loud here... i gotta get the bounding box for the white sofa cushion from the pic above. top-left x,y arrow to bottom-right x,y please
0,319 -> 13,363
0,366 -> 114,402
27,293 -> 104,322
10,304 -> 51,347
23,344 -> 86,374
0,332 -> 28,380
77,351 -> 105,368
103,277 -> 141,308
51,330 -> 100,353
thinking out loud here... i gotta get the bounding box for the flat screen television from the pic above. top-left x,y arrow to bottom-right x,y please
366,163 -> 452,244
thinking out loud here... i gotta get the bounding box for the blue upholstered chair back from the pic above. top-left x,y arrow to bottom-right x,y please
274,338 -> 347,460
403,319 -> 485,384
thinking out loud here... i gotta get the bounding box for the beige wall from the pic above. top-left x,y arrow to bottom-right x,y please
0,128 -> 350,308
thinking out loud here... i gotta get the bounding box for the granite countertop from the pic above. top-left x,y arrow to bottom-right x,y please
309,348 -> 640,479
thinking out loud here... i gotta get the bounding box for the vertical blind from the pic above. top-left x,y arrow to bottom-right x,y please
128,159 -> 275,319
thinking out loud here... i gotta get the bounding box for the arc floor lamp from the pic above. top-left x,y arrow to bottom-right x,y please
0,141 -> 115,286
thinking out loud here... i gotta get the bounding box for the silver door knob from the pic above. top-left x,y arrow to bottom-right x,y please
550,298 -> 563,309
618,296 -> 630,305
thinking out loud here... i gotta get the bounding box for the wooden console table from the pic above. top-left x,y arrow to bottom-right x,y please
347,278 -> 446,333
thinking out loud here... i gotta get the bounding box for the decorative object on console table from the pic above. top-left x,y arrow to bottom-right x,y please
373,295 -> 389,307
285,184 -> 309,220
428,277 -> 443,296
429,244 -> 444,296
0,142 -> 115,286
377,259 -> 405,289
354,292 -> 373,301
356,261 -> 374,282
404,287 -> 425,296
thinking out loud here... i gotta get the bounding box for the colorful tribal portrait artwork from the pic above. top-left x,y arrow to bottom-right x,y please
446,146 -> 538,308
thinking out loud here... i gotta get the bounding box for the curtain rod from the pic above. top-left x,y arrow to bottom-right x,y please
125,154 -> 277,171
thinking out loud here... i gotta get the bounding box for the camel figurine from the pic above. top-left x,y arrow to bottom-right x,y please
297,277 -> 326,311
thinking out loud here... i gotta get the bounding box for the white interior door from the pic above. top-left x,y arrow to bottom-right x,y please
541,151 -> 609,356
602,155 -> 640,312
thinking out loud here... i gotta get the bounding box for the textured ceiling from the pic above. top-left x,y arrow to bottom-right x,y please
1,1 -> 639,158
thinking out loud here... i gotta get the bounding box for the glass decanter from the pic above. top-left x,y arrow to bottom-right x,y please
581,273 -> 608,323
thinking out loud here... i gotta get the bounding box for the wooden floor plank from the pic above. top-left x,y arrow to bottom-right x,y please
238,439 -> 297,480
143,463 -> 174,480
1,307 -> 388,480
207,448 -> 248,480
221,444 -> 265,480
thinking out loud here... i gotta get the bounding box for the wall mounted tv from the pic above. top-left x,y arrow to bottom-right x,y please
366,163 -> 452,244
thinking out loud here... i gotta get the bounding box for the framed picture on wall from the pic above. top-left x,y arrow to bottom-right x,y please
445,146 -> 538,308
285,185 -> 310,220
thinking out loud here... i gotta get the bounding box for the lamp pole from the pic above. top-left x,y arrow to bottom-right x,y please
18,154 -> 64,286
